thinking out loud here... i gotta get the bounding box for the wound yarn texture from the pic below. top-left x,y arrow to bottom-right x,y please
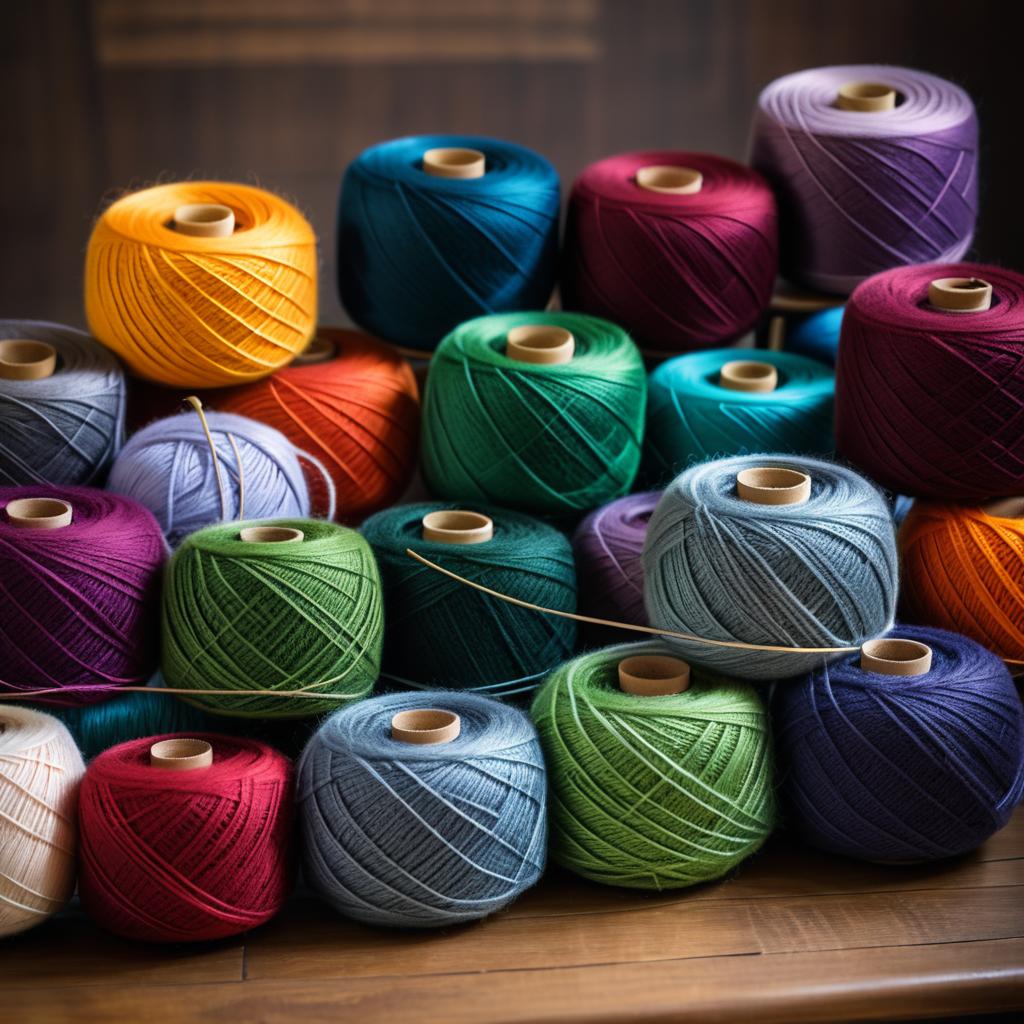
786,306 -> 844,366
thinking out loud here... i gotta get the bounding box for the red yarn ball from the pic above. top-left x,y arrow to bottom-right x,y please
78,733 -> 294,942
836,263 -> 1024,499
561,151 -> 778,352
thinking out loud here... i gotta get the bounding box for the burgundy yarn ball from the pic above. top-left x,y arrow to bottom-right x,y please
836,263 -> 1024,500
78,733 -> 294,942
562,151 -> 777,352
0,486 -> 165,705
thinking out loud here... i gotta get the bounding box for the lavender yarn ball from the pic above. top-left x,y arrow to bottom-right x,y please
774,626 -> 1024,862
751,65 -> 978,293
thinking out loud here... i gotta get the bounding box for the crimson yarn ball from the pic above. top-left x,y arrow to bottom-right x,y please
78,733 -> 294,942
562,151 -> 778,351
836,263 -> 1024,500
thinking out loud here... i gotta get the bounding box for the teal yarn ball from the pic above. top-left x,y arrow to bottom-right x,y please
531,642 -> 775,889
162,518 -> 383,718
420,312 -> 646,517
361,502 -> 576,697
297,690 -> 547,928
644,348 -> 834,483
642,454 -> 897,681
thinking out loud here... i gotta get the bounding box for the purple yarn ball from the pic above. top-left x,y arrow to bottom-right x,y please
774,625 -> 1024,862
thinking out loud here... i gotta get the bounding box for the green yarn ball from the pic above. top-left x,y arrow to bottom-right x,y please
420,312 -> 647,517
361,501 -> 577,697
531,642 -> 776,889
162,518 -> 383,718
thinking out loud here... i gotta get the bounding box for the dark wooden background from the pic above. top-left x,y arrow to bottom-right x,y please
2,0 -> 1017,330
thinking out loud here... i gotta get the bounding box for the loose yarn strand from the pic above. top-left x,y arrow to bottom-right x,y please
183,395 -> 228,522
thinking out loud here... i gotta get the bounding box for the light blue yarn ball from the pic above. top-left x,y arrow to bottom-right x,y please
644,348 -> 834,483
107,411 -> 309,546
786,307 -> 844,366
297,691 -> 547,929
0,319 -> 125,486
642,454 -> 897,681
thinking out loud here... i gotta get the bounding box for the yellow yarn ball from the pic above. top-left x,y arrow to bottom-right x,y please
85,182 -> 317,387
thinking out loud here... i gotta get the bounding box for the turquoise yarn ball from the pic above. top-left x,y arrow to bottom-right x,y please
361,502 -> 576,698
421,312 -> 647,517
644,348 -> 834,483
643,454 -> 897,680
297,691 -> 547,928
787,306 -> 844,366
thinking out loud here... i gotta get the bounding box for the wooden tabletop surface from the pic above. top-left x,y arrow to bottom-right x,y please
3,808 -> 1022,1024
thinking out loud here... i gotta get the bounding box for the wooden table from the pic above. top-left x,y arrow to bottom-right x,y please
3,810 -> 1022,1024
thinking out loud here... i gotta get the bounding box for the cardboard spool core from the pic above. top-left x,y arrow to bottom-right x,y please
239,526 -> 304,544
172,203 -> 236,238
5,497 -> 73,530
506,325 -> 575,365
836,82 -> 897,112
293,336 -> 336,365
928,277 -> 993,313
618,655 -> 691,696
736,467 -> 811,506
984,496 -> 1024,519
719,360 -> 779,394
635,165 -> 703,195
391,709 -> 461,745
0,339 -> 58,381
422,147 -> 486,179
150,738 -> 214,770
421,509 -> 493,545
860,638 -> 933,677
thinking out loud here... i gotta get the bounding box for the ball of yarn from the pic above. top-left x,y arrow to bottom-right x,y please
642,455 -> 897,680
298,691 -> 546,928
531,642 -> 775,889
900,500 -> 1024,667
85,181 -> 317,387
162,518 -> 382,717
108,410 -> 312,546
78,733 -> 294,941
338,135 -> 560,349
751,65 -> 977,293
0,320 -> 125,487
572,491 -> 659,648
644,348 -> 835,483
218,330 -> 420,524
0,486 -> 165,704
786,307 -> 843,366
774,626 -> 1024,862
835,263 -> 1024,500
361,502 -> 576,697
421,312 -> 646,516
562,152 -> 777,351
0,707 -> 85,937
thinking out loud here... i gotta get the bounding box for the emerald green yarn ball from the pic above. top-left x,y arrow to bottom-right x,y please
420,312 -> 647,516
162,518 -> 383,718
531,642 -> 776,889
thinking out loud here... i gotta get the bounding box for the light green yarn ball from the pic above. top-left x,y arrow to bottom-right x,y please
162,518 -> 383,718
531,642 -> 775,889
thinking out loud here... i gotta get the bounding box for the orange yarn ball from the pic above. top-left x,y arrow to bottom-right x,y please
85,182 -> 317,387
218,329 -> 420,523
900,499 -> 1024,666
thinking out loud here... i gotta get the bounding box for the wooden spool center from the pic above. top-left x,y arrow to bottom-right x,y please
421,509 -> 493,545
0,339 -> 57,381
5,497 -> 73,529
719,360 -> 779,394
618,655 -> 691,696
736,467 -> 811,506
422,147 -> 486,179
391,709 -> 461,745
293,336 -> 336,365
506,325 -> 575,365
239,526 -> 304,544
928,277 -> 993,313
635,165 -> 703,194
984,496 -> 1024,520
172,203 -> 236,238
860,638 -> 933,676
150,738 -> 213,770
836,82 -> 897,112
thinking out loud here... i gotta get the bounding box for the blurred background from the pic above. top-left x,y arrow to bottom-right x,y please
2,0 -> 1016,328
